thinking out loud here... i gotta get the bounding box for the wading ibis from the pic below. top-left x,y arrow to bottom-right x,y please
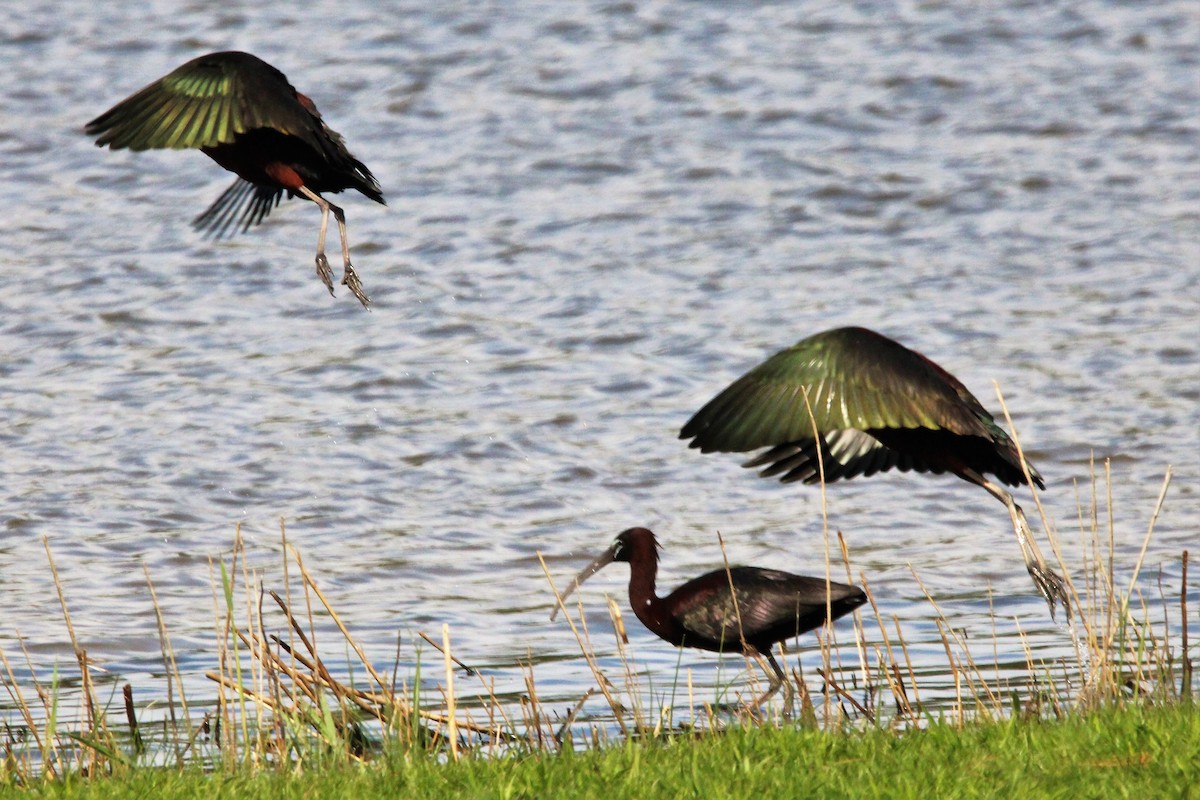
552,527 -> 867,709
86,51 -> 384,308
679,326 -> 1067,614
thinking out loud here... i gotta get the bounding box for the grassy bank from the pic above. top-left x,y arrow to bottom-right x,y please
1,463 -> 1194,795
4,703 -> 1195,799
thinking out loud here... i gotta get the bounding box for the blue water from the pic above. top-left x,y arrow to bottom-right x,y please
1,0 -> 1196,731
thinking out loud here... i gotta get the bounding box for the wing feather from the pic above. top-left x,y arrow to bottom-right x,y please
681,327 -> 995,454
192,178 -> 282,239
88,51 -> 386,209
672,568 -> 861,647
86,51 -> 317,152
680,327 -> 1045,487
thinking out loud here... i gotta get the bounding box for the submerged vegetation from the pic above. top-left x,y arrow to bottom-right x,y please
1,461 -> 1194,794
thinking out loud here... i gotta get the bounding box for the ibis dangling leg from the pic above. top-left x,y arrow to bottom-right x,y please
296,185 -> 369,308
964,468 -> 1068,614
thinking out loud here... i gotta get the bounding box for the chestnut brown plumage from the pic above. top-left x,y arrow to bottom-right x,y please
553,527 -> 866,708
86,51 -> 384,307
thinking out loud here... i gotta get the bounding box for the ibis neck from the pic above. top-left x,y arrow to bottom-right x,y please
626,559 -> 658,613
626,561 -> 680,643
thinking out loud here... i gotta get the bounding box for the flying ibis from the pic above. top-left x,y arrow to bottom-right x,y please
679,326 -> 1067,614
86,51 -> 384,307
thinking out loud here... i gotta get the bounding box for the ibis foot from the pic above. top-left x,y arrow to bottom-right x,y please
749,683 -> 789,716
315,254 -> 335,296
749,652 -> 788,714
1028,562 -> 1070,619
342,263 -> 370,309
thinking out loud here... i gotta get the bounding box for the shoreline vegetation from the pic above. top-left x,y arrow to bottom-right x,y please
4,705 -> 1195,799
1,459 -> 1194,797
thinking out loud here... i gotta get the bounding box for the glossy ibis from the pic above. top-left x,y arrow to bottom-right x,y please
679,326 -> 1068,614
552,527 -> 867,709
85,51 -> 384,308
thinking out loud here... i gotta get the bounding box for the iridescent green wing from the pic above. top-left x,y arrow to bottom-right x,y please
680,327 -> 995,454
673,569 -> 854,646
86,51 -> 317,152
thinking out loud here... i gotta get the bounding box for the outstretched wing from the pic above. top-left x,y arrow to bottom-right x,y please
85,51 -> 324,154
681,327 -> 995,453
677,327 -> 1046,486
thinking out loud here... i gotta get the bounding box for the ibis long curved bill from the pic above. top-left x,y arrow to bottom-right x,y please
549,544 -> 619,621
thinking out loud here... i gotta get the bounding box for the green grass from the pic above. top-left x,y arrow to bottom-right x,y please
5,703 -> 1195,799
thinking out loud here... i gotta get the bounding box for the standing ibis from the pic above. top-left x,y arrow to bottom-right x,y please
552,527 -> 867,709
86,51 -> 384,308
679,326 -> 1068,614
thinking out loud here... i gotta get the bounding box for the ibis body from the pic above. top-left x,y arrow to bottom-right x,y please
554,527 -> 867,708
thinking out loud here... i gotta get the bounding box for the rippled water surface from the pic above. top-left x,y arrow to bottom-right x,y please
2,1 -> 1197,725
